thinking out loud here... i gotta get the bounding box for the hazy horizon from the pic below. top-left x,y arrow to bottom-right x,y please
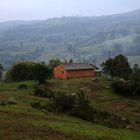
0,0 -> 140,22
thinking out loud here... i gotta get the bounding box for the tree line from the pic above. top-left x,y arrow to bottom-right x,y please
102,55 -> 140,96
5,59 -> 62,84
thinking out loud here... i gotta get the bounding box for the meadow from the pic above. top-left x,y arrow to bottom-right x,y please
0,77 -> 140,140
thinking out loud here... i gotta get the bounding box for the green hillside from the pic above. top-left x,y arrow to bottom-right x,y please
0,9 -> 140,67
0,77 -> 140,140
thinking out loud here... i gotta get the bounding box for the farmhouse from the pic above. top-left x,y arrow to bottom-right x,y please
53,63 -> 97,79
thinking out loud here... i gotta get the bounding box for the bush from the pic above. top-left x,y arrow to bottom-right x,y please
31,101 -> 56,113
53,92 -> 76,111
6,61 -> 50,84
6,62 -> 35,81
31,90 -> 131,128
31,101 -> 41,109
33,87 -> 54,98
71,103 -> 94,122
132,69 -> 140,82
65,92 -> 94,122
111,80 -> 140,96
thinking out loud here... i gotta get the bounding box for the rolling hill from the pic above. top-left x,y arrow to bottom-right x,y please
0,9 -> 140,67
0,77 -> 140,140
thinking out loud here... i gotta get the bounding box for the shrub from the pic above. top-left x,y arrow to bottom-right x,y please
31,90 -> 131,128
0,100 -> 7,106
53,92 -> 76,111
71,103 -> 94,122
33,87 -> 54,98
6,61 -> 50,84
111,80 -> 140,96
31,101 -> 41,109
70,92 -> 94,121
6,62 -> 35,81
132,68 -> 140,82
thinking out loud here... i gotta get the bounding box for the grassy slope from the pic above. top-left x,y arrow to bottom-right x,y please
0,78 -> 140,140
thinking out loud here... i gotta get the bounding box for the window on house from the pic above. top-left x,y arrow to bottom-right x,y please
62,71 -> 64,74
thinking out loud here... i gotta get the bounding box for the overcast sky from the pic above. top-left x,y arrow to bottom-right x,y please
0,0 -> 140,22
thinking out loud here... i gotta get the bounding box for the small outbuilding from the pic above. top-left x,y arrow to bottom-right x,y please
53,63 -> 97,79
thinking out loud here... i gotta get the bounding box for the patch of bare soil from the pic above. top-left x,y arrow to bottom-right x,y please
0,122 -> 62,140
0,110 -> 63,122
0,95 -> 8,100
0,120 -> 96,140
109,102 -> 129,111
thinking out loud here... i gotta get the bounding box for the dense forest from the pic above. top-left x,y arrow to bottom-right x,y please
0,9 -> 140,68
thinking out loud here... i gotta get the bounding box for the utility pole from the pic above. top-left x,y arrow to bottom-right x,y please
109,48 -> 111,59
108,48 -> 112,80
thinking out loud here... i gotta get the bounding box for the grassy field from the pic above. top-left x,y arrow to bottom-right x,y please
0,77 -> 140,140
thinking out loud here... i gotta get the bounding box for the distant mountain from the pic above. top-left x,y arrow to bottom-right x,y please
0,20 -> 42,31
0,9 -> 140,67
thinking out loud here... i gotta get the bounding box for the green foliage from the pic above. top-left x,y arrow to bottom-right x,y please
48,58 -> 62,69
31,101 -> 41,109
111,80 -> 140,96
69,59 -> 73,63
32,62 -> 49,84
6,61 -> 50,83
48,58 -> 63,77
0,63 -> 3,80
71,94 -> 94,122
132,70 -> 140,82
0,64 -> 3,69
33,87 -> 48,97
101,58 -> 114,76
0,78 -> 140,139
33,86 -> 54,98
113,55 -> 132,78
132,64 -> 140,82
50,91 -> 130,128
5,70 -> 12,82
53,92 -> 76,111
6,61 -> 35,81
110,63 -> 140,96
102,55 -> 132,79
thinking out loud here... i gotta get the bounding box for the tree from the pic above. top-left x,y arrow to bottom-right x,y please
101,58 -> 114,76
32,62 -> 49,84
48,59 -> 63,77
6,61 -> 49,84
48,59 -> 62,70
113,55 -> 132,79
69,59 -> 73,63
101,55 -> 132,79
54,92 -> 76,111
111,80 -> 140,96
133,64 -> 139,73
0,64 -> 3,80
7,62 -> 35,81
132,64 -> 140,82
